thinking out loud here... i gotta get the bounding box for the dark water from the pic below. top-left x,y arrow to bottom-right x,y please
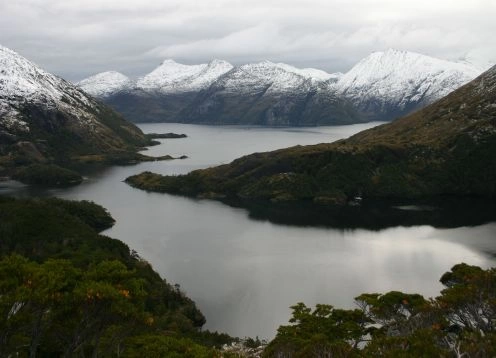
2,122 -> 496,339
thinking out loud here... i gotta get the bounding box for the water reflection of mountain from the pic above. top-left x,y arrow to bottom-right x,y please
224,197 -> 496,230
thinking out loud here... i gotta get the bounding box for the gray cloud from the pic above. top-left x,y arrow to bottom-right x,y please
1,0 -> 495,81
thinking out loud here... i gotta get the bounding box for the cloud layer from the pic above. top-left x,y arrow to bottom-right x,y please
1,0 -> 495,80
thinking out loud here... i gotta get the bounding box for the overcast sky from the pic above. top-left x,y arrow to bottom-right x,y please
1,0 -> 495,81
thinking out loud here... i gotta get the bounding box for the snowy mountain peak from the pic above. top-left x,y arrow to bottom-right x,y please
136,58 -> 232,93
1,45 -> 64,100
0,44 -> 92,116
160,59 -> 178,65
335,49 -> 482,120
77,71 -> 132,97
207,58 -> 232,67
203,59 -> 234,76
137,60 -> 206,90
218,60 -> 314,95
0,44 -> 143,145
344,49 -> 480,82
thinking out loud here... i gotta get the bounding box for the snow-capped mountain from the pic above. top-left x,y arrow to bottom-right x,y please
77,71 -> 133,98
136,59 -> 233,93
212,61 -> 313,94
0,44 -> 147,166
0,44 -> 95,133
335,49 -> 481,120
76,59 -> 352,125
75,50 -> 482,125
179,61 -> 358,125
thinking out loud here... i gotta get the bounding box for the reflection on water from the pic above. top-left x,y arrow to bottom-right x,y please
2,123 -> 496,339
231,197 -> 496,230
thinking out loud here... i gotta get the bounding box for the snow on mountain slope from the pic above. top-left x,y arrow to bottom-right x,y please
0,44 -> 95,133
136,59 -> 233,93
335,49 -> 482,119
77,71 -> 132,97
0,44 -> 145,155
183,59 -> 234,91
0,45 -> 94,107
215,60 -> 313,95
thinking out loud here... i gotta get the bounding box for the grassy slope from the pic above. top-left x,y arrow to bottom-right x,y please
126,66 -> 496,203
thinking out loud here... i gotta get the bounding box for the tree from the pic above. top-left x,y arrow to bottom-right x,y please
263,303 -> 369,357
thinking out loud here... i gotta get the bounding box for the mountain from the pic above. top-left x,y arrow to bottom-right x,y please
178,60 -> 359,125
136,59 -> 233,93
78,59 -> 235,123
126,65 -> 496,204
0,45 -> 151,183
78,50 -> 482,125
77,59 -> 357,125
77,71 -> 133,97
335,49 -> 482,121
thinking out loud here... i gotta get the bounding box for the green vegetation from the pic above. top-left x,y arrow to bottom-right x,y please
0,197 -> 236,356
265,263 -> 496,357
12,164 -> 83,186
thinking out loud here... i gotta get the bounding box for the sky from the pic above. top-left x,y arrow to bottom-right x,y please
1,0 -> 495,81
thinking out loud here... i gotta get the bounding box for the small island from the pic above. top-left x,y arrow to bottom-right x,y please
145,132 -> 188,139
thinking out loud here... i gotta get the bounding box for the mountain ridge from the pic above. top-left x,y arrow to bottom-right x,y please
77,49 -> 483,125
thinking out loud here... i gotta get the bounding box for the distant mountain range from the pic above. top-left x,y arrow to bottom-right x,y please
0,45 -> 151,183
126,63 -> 496,204
78,49 -> 484,125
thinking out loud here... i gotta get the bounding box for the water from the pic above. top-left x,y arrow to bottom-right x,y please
2,122 -> 496,339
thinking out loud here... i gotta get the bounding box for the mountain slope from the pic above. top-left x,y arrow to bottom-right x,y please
335,49 -> 481,121
126,65 -> 496,203
0,45 -> 151,180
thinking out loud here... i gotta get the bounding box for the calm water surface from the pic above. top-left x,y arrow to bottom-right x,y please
3,122 -> 496,339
